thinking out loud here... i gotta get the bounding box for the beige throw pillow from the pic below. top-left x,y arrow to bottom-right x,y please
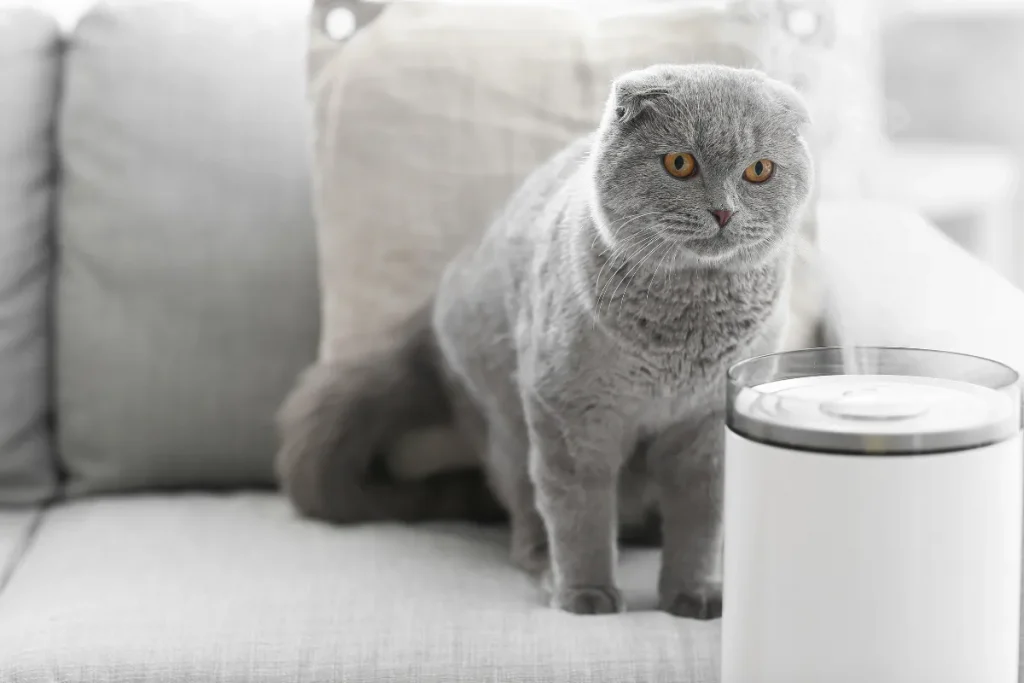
307,0 -> 871,386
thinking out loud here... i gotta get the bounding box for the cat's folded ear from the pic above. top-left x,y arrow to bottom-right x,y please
607,68 -> 671,125
769,79 -> 813,130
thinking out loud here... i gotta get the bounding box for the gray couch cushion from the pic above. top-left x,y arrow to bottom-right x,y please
0,6 -> 59,505
0,494 -> 718,682
55,1 -> 319,493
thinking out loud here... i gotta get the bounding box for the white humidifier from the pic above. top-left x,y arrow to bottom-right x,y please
721,347 -> 1023,683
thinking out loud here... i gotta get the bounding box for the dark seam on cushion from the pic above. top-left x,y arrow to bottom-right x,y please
0,504 -> 49,599
44,19 -> 70,496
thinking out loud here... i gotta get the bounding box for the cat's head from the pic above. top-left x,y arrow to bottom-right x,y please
590,64 -> 814,268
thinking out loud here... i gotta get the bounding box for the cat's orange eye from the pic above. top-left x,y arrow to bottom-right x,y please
743,159 -> 774,183
663,152 -> 697,179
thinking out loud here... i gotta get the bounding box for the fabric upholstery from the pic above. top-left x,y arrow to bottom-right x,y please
0,509 -> 39,589
308,0 -> 853,375
55,0 -> 319,493
0,5 -> 60,505
0,494 -> 718,682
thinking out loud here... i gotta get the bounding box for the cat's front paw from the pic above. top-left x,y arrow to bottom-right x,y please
551,584 -> 625,615
659,582 -> 722,620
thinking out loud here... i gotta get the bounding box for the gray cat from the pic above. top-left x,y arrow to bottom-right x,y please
433,63 -> 813,617
276,63 -> 813,619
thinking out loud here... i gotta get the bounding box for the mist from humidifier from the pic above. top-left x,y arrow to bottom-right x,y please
795,235 -> 868,375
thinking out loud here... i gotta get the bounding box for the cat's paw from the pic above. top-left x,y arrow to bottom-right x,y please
551,584 -> 625,615
658,582 -> 722,620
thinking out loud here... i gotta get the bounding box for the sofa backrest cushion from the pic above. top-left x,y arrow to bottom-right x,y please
0,6 -> 61,505
55,0 -> 319,493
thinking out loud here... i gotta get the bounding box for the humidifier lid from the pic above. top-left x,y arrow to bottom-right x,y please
727,348 -> 1021,455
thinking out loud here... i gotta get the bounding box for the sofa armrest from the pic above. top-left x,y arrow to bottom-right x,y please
816,201 -> 1024,375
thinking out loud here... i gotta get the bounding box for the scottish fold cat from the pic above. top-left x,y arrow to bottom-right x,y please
433,63 -> 813,616
277,63 -> 814,618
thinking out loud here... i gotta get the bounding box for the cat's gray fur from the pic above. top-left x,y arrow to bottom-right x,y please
276,64 -> 813,618
275,306 -> 505,525
434,63 -> 813,617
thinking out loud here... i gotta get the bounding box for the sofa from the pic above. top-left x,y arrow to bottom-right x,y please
1,2 -> 1023,682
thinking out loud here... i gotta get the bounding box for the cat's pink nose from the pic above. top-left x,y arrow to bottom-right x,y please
710,209 -> 733,227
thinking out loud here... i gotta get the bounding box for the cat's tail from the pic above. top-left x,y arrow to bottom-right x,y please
274,306 -> 505,524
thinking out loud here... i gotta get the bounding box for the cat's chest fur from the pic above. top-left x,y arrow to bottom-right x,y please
587,257 -> 785,417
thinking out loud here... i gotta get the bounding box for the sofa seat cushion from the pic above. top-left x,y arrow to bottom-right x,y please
0,494 -> 718,682
0,509 -> 40,589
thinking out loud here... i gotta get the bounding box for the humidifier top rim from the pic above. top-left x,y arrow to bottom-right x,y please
727,347 -> 1021,455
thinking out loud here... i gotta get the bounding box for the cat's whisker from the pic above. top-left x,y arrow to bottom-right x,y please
593,231 -> 660,308
606,237 -> 664,318
591,223 -> 653,260
595,240 -> 659,318
598,231 -> 659,282
593,225 -> 654,256
642,247 -> 674,315
594,230 -> 661,289
591,211 -> 664,259
595,233 -> 662,314
615,239 -> 666,323
610,211 -> 662,233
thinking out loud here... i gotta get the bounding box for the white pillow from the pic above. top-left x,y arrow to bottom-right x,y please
309,0 -> 880,367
